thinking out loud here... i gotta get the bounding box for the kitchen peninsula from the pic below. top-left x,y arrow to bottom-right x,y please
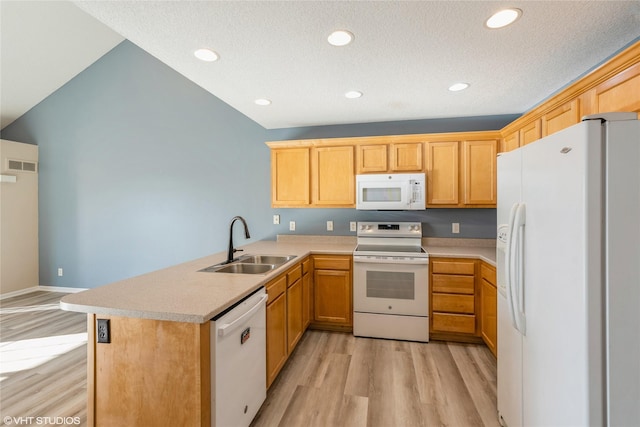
61,236 -> 495,426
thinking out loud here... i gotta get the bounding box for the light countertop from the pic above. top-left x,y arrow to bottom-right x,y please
61,236 -> 495,324
60,239 -> 354,324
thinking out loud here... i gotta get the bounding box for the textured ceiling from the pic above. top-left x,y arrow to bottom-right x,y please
0,1 -> 124,129
3,1 -> 640,130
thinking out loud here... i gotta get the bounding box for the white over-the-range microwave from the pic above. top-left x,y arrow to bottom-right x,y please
355,173 -> 426,210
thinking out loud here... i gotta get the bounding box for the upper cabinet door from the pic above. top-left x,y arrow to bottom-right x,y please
594,62 -> 640,116
271,148 -> 310,207
462,140 -> 497,206
356,144 -> 388,173
520,120 -> 542,146
311,146 -> 355,207
389,142 -> 423,172
426,141 -> 459,206
541,99 -> 580,137
501,131 -> 520,153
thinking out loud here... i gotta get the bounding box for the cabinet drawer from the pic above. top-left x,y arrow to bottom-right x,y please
266,275 -> 286,304
301,258 -> 311,275
313,256 -> 351,270
287,265 -> 302,285
432,313 -> 476,334
432,259 -> 475,275
432,274 -> 475,294
481,263 -> 496,286
432,293 -> 475,314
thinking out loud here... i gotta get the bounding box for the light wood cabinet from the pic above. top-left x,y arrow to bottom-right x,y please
312,255 -> 352,330
542,99 -> 580,137
480,262 -> 497,357
389,142 -> 423,171
356,142 -> 423,173
266,275 -> 287,388
462,140 -> 497,206
311,146 -> 355,207
286,265 -> 303,353
520,120 -> 541,146
357,144 -> 388,173
430,258 -> 480,339
268,133 -> 497,210
499,42 -> 638,151
426,139 -> 497,208
301,258 -> 312,329
88,315 -> 211,426
270,145 -> 354,208
271,148 -> 310,207
426,141 -> 459,206
266,258 -> 313,388
501,130 -> 519,153
593,62 -> 640,116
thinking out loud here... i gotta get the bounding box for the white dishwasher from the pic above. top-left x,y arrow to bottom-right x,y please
211,287 -> 267,427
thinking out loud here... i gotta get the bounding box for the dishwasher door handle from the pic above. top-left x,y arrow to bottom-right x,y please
217,293 -> 268,337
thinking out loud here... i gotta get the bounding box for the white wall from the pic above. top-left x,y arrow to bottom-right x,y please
0,139 -> 38,294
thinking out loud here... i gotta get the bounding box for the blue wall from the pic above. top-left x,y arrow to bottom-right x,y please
1,40 -> 517,289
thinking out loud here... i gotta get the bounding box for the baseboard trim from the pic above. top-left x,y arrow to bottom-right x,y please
1,285 -> 88,300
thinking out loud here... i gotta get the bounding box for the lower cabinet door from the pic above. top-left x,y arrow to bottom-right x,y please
481,279 -> 498,357
266,293 -> 287,388
313,269 -> 352,326
287,279 -> 303,353
301,272 -> 312,329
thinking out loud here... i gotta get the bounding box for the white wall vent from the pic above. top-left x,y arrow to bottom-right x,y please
6,159 -> 38,173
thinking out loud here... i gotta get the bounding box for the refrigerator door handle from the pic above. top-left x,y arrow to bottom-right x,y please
506,202 -> 519,329
513,203 -> 527,334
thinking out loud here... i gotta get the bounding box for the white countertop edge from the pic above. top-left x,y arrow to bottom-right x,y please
426,246 -> 496,267
59,300 -> 210,323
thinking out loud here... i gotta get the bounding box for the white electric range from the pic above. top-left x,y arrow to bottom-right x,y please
352,221 -> 430,342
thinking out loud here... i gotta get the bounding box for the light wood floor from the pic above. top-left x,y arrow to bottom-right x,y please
1,292 -> 499,427
252,330 -> 500,427
0,291 -> 87,427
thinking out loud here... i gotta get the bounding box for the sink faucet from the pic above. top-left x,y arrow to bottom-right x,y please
227,216 -> 251,263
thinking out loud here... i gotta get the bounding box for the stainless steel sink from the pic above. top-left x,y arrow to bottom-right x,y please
199,254 -> 296,274
201,263 -> 275,274
237,255 -> 296,265
216,263 -> 276,274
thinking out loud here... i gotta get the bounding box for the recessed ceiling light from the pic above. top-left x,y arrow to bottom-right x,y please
254,98 -> 271,106
448,83 -> 470,92
485,8 -> 522,29
345,90 -> 363,99
194,48 -> 219,62
328,30 -> 354,47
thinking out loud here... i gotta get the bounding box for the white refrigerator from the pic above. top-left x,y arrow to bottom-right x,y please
496,113 -> 640,426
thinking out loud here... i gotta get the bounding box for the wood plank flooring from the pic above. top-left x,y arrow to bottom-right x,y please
0,291 -> 87,427
252,330 -> 500,427
1,292 -> 499,427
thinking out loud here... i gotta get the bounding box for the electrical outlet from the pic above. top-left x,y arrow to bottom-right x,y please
289,221 -> 296,231
452,223 -> 460,234
350,221 -> 357,232
57,268 -> 63,277
273,214 -> 280,225
327,220 -> 333,231
97,319 -> 111,344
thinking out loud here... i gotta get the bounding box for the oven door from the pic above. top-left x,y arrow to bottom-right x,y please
353,256 -> 429,316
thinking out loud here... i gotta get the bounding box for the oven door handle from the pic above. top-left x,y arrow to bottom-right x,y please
353,256 -> 429,265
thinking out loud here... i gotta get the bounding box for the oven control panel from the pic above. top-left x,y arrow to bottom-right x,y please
357,221 -> 422,237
